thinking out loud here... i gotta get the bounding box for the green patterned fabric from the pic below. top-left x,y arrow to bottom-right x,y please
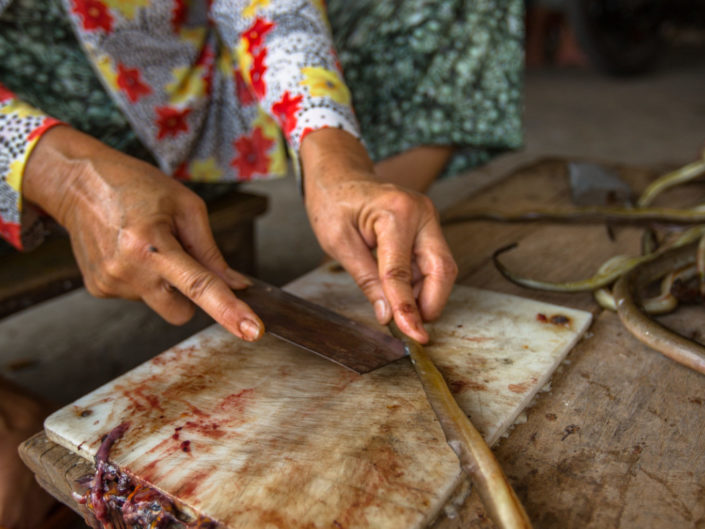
0,0 -> 523,178
327,0 -> 525,176
0,0 -> 152,161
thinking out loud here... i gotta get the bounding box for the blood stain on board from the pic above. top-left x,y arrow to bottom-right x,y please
449,380 -> 487,393
508,377 -> 537,394
536,313 -> 572,328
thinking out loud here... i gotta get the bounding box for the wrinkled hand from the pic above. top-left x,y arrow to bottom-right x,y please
23,126 -> 263,341
301,129 -> 457,343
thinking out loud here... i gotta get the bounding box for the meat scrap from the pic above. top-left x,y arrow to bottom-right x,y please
74,422 -> 216,529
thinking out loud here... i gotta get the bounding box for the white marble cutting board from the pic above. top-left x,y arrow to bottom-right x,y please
45,265 -> 591,529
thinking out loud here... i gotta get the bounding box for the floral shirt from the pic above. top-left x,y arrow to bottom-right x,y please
0,0 -> 360,250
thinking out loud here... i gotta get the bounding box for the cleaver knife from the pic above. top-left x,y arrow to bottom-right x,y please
235,276 -> 407,374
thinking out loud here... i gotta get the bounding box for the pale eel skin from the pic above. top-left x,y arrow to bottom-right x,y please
389,322 -> 533,529
613,242 -> 705,376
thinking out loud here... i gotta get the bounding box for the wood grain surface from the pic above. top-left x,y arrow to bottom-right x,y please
436,158 -> 705,528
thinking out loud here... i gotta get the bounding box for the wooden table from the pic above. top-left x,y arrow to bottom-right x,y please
20,158 -> 705,528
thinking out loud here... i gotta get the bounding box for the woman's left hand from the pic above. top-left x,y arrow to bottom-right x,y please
300,129 -> 457,344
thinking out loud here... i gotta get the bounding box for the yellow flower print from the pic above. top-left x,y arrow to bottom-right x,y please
6,159 -> 25,192
95,54 -> 119,91
218,46 -> 235,77
253,109 -> 287,176
179,26 -> 207,48
103,0 -> 149,19
0,99 -> 45,120
299,67 -> 351,105
165,66 -> 206,105
243,0 -> 270,18
189,158 -> 223,183
235,38 -> 253,81
310,0 -> 328,23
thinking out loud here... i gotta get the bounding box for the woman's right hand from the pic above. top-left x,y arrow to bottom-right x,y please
23,126 -> 264,341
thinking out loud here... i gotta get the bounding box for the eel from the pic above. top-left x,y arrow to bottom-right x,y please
613,242 -> 705,375
441,204 -> 705,226
637,157 -> 705,207
389,322 -> 533,529
491,226 -> 705,293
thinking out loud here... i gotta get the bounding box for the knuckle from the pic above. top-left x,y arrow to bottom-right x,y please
199,243 -> 224,267
383,265 -> 413,284
117,226 -> 156,259
102,256 -> 127,281
183,193 -> 208,217
354,273 -> 380,296
437,256 -> 459,279
385,193 -> 415,217
183,272 -> 217,301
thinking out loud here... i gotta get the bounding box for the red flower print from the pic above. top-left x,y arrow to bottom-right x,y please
0,82 -> 14,102
117,64 -> 152,102
27,117 -> 62,142
243,18 -> 274,54
71,0 -> 113,33
249,49 -> 267,99
299,126 -> 321,145
235,71 -> 256,106
196,44 -> 215,96
171,0 -> 188,32
271,91 -> 303,137
231,128 -> 273,180
173,162 -> 190,181
155,106 -> 191,140
0,218 -> 21,250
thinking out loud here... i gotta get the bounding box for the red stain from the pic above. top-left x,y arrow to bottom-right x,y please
461,335 -> 493,342
508,378 -> 536,393
536,313 -> 572,328
174,469 -> 211,498
180,440 -> 191,453
184,420 -> 226,439
219,388 -> 255,413
449,380 -> 487,393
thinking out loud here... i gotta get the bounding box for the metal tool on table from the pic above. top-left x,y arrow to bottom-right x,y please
236,276 -> 406,374
568,161 -> 634,207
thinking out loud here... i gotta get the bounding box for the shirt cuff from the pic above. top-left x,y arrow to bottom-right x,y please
0,87 -> 63,250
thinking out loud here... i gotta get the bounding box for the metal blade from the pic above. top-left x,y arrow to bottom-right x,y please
235,277 -> 407,374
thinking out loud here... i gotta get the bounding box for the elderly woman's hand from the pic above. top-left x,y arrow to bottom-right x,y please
23,126 -> 264,341
300,128 -> 458,343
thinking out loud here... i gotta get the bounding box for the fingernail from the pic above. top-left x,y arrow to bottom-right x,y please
374,299 -> 391,323
239,318 -> 263,341
402,313 -> 428,343
226,269 -> 251,289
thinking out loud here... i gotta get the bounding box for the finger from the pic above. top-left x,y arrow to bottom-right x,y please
331,228 -> 392,325
152,245 -> 264,341
414,221 -> 458,321
375,220 -> 428,343
142,282 -> 196,326
174,196 -> 250,290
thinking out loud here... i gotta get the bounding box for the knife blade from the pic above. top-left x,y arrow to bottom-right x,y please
235,276 -> 407,374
